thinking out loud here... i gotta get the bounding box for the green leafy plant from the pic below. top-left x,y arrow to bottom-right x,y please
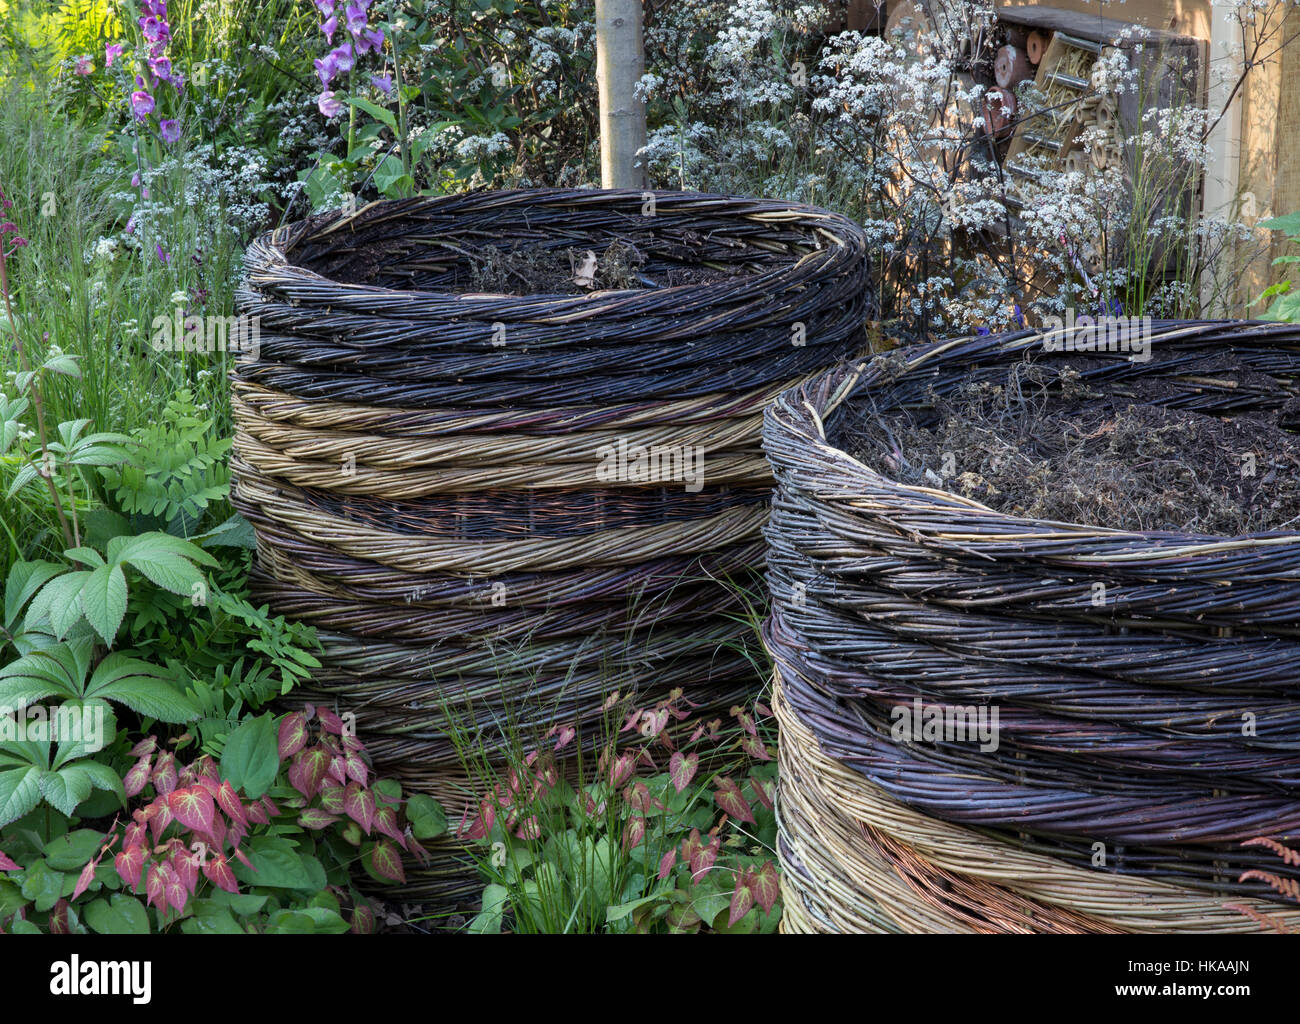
1251,212 -> 1300,323
98,388 -> 232,535
457,690 -> 782,934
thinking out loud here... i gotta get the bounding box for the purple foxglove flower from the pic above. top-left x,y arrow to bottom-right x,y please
156,243 -> 170,265
130,90 -> 155,119
140,16 -> 165,42
371,73 -> 393,95
159,119 -> 180,144
149,57 -> 173,83
353,27 -> 384,54
322,15 -> 338,42
329,43 -> 356,72
105,43 -> 124,66
345,2 -> 367,36
313,0 -> 334,13
131,172 -> 141,187
318,90 -> 342,117
314,55 -> 337,88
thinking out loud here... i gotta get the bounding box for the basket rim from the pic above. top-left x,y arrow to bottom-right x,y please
765,319 -> 1300,554
244,187 -> 870,314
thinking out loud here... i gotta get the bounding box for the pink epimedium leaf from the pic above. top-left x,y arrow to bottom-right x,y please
343,782 -> 376,834
71,857 -> 99,901
168,786 -> 217,834
115,845 -> 145,891
148,801 -> 175,843
130,736 -> 158,759
193,755 -> 220,781
216,780 -> 247,827
152,752 -> 177,796
327,756 -> 347,785
319,781 -> 346,814
288,746 -> 330,799
750,775 -> 774,811
370,840 -> 405,884
373,804 -> 405,846
0,850 -> 21,872
668,751 -> 699,793
343,749 -> 368,786
728,877 -> 755,926
163,864 -> 188,914
193,775 -> 221,798
260,795 -> 280,818
658,848 -> 677,881
48,899 -> 71,934
741,733 -> 773,761
172,849 -> 199,895
317,707 -> 344,735
622,815 -> 646,852
278,711 -> 309,760
123,756 -> 153,798
350,904 -> 376,934
608,751 -> 636,787
689,833 -> 720,882
748,861 -> 780,914
714,778 -> 755,825
202,853 -> 239,894
514,815 -> 541,841
145,864 -> 166,911
231,845 -> 254,872
298,808 -> 340,830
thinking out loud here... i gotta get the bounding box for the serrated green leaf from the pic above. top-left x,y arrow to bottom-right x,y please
85,655 -> 199,723
5,561 -> 64,629
38,765 -> 93,816
79,563 -> 128,646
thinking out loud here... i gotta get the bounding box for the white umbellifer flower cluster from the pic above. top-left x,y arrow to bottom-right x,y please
454,132 -> 513,160
93,237 -> 119,262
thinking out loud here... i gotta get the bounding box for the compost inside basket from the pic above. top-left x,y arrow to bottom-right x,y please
301,222 -> 761,293
836,348 -> 1300,535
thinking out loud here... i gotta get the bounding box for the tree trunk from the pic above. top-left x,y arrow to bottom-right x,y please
595,0 -> 648,189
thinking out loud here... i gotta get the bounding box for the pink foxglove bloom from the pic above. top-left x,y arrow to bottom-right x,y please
105,43 -> 124,66
322,15 -> 338,42
159,119 -> 180,144
318,90 -> 343,117
314,0 -> 335,13
130,91 -> 156,119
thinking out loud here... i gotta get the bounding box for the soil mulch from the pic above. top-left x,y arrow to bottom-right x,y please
841,353 -> 1300,535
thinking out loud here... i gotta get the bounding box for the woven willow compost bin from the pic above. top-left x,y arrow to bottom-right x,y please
764,320 -> 1300,933
231,188 -> 873,904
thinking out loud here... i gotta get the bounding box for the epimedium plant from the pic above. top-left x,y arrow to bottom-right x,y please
0,703 -> 450,933
456,689 -> 782,934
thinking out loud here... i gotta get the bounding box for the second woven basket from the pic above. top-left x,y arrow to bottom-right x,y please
764,320 -> 1300,933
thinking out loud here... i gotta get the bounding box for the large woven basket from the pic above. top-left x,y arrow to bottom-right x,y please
764,320 -> 1300,933
231,188 -> 874,905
